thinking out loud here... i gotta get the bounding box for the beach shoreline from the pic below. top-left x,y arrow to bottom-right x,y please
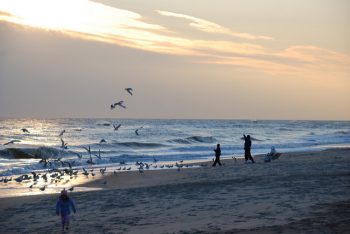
0,147 -> 349,233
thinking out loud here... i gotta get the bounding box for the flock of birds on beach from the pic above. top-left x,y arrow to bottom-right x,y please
0,87 -> 215,192
0,153 -> 205,192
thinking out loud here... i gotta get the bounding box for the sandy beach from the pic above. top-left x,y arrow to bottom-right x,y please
0,148 -> 349,233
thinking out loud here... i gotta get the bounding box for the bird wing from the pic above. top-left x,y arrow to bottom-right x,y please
126,88 -> 133,95
82,146 -> 90,153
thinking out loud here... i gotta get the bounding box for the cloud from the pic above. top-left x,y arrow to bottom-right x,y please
0,0 -> 349,77
157,10 -> 274,41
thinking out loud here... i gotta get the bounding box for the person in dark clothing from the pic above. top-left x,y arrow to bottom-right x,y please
212,144 -> 222,166
243,134 -> 255,163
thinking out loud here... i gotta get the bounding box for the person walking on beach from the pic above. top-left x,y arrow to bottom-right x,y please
56,189 -> 76,231
243,134 -> 255,163
212,144 -> 222,166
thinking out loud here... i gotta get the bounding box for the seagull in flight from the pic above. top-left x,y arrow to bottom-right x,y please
113,101 -> 126,109
70,151 -> 82,159
82,145 -> 91,154
94,149 -> 102,159
113,124 -> 121,131
59,129 -> 66,137
135,127 -> 143,136
21,128 -> 30,133
4,140 -> 21,145
99,139 -> 107,144
60,138 -> 68,149
125,88 -> 133,96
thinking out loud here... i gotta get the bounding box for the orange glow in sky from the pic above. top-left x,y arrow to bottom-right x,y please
1,0 -> 349,76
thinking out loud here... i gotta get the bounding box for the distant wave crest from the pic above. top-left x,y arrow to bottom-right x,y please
168,136 -> 216,144
112,142 -> 166,148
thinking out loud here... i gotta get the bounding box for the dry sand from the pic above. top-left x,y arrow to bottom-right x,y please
0,148 -> 349,233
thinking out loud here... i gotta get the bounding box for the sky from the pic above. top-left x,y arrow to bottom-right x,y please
0,0 -> 349,120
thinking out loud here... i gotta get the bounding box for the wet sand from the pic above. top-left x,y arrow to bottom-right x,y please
0,148 -> 349,233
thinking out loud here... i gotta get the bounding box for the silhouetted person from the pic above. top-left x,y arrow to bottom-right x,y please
212,144 -> 222,166
243,134 -> 255,163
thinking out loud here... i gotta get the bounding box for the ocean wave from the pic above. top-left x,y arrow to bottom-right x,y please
112,142 -> 167,148
168,136 -> 216,144
96,121 -> 111,126
279,127 -> 293,131
333,130 -> 350,135
0,146 -> 69,159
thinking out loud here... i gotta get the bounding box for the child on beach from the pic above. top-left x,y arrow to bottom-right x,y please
56,189 -> 76,231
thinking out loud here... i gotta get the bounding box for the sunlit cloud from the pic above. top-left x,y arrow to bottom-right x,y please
157,10 -> 274,41
0,0 -> 349,76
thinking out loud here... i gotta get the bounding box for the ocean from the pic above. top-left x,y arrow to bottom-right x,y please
0,118 -> 350,176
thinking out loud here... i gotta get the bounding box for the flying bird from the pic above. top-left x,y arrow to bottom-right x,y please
125,88 -> 133,96
135,127 -> 143,136
21,128 -> 30,133
3,140 -> 21,145
99,139 -> 107,144
114,101 -> 126,109
94,149 -> 102,159
60,138 -> 68,149
70,151 -> 82,159
113,124 -> 121,131
82,145 -> 91,154
59,129 -> 66,137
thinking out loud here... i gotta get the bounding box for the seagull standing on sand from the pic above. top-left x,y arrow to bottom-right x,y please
100,167 -> 106,175
21,128 -> 30,133
125,88 -> 133,96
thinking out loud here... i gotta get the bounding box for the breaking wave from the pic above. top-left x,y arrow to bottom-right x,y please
168,136 -> 216,144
